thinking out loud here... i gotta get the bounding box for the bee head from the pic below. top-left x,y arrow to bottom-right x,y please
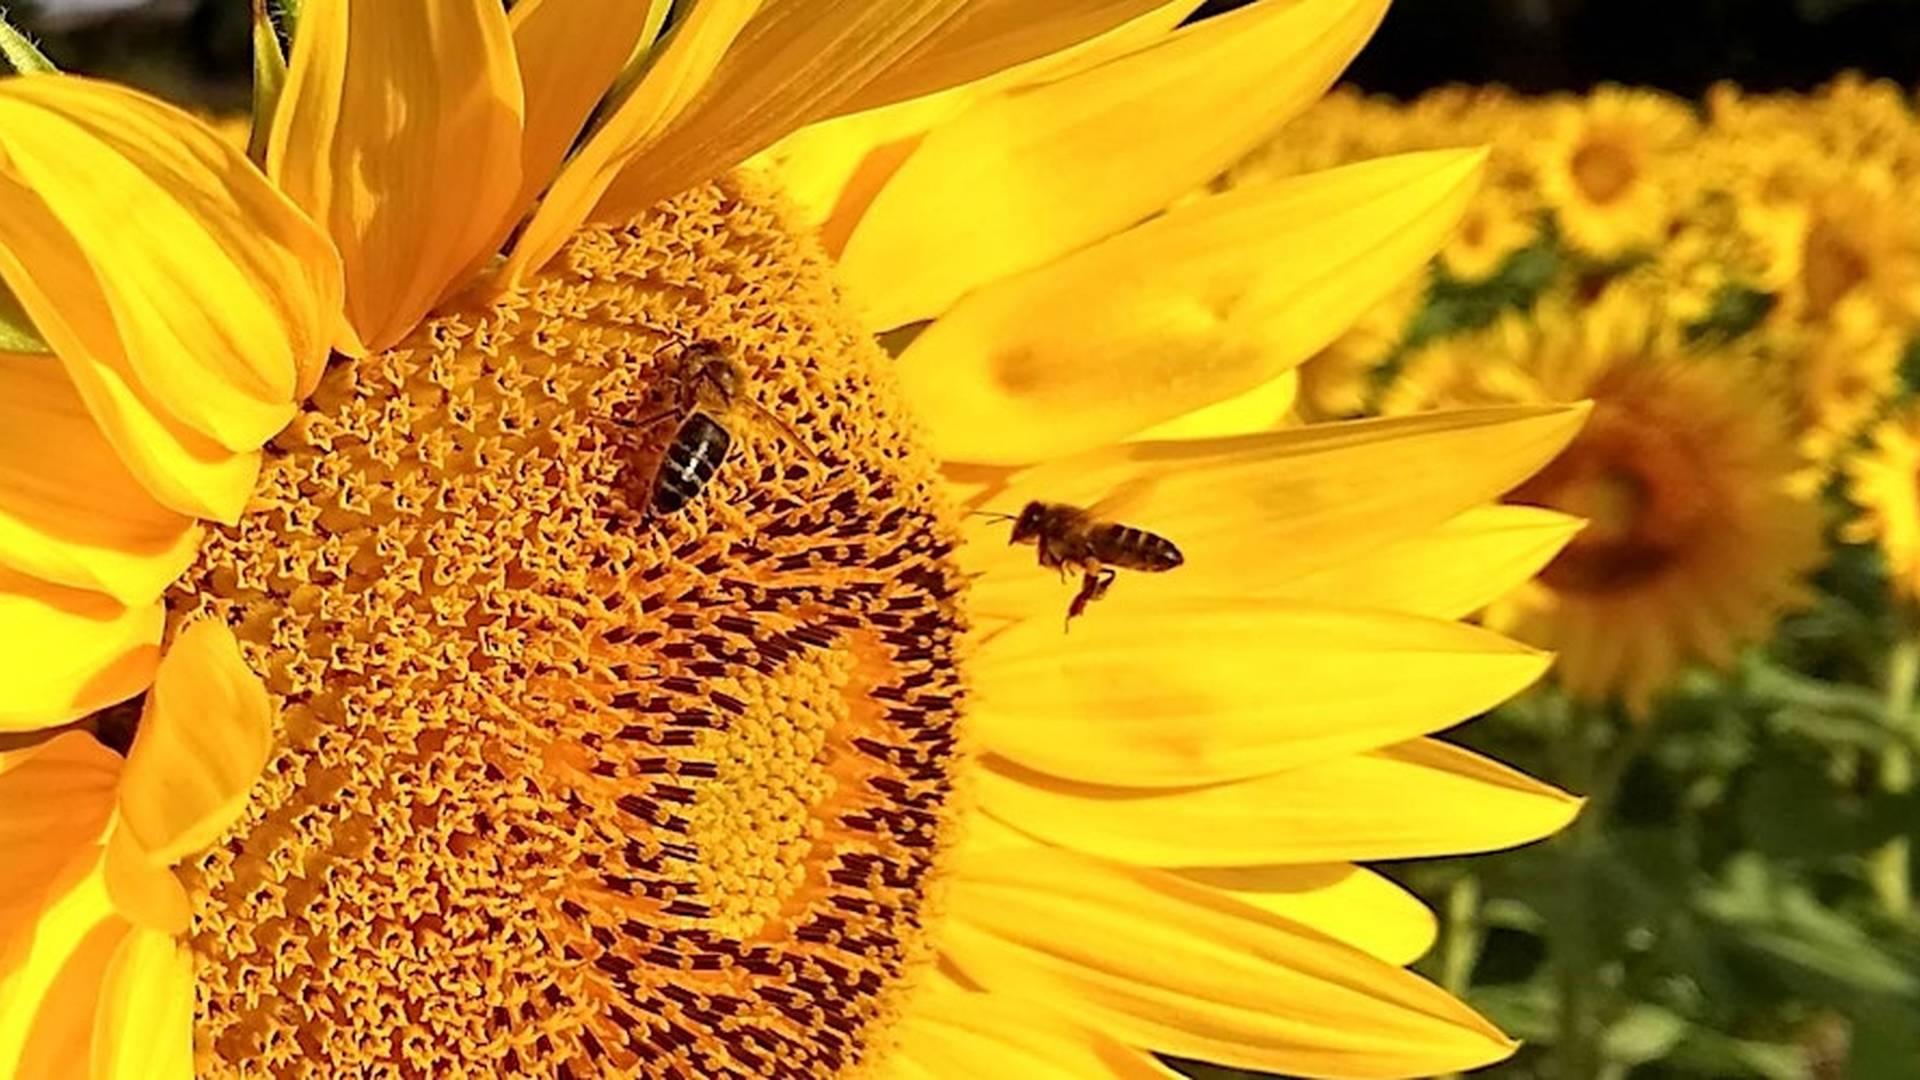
1008,501 -> 1047,545
685,340 -> 744,408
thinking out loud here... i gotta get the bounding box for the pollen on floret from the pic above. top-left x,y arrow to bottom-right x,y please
166,176 -> 970,1079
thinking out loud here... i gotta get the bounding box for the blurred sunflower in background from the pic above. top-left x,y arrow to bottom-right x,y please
0,2 -> 1592,1078
1121,60 -> 1920,1080
1383,289 -> 1822,714
1847,407 -> 1920,603
1535,87 -> 1696,261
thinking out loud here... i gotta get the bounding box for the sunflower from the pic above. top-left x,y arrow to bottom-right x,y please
1384,289 -> 1822,715
1289,269 -> 1430,422
1536,86 -> 1697,260
1846,406 -> 1920,602
1776,166 -> 1920,325
0,2 -> 1591,1077
1791,298 -> 1904,466
1439,185 -> 1538,281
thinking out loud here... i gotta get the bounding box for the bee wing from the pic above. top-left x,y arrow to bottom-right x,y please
1084,475 -> 1159,521
740,397 -> 823,464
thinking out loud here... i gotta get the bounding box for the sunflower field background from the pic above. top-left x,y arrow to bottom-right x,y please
13,0 -> 1920,1076
1215,77 -> 1920,1078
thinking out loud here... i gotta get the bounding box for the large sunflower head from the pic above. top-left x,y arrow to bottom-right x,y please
1536,86 -> 1697,260
0,3 -> 1593,1077
1385,289 -> 1823,715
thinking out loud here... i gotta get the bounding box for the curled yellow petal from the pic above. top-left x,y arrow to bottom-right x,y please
979,737 -> 1581,866
0,352 -> 199,606
0,850 -> 128,1080
963,405 -> 1589,617
834,0 -> 1190,117
946,848 -> 1517,1078
1175,864 -> 1438,967
99,827 -> 190,937
90,928 -> 194,1080
0,77 -> 340,519
1269,505 -> 1584,619
588,0 -> 1190,234
0,569 -> 162,733
0,733 -> 119,948
502,0 -> 760,284
117,620 -> 273,866
973,600 -> 1549,787
844,0 -> 1388,329
270,0 -> 523,352
767,1 -> 1197,238
901,150 -> 1487,463
507,0 -> 671,219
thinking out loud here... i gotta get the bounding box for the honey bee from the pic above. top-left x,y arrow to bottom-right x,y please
984,500 -> 1184,627
609,339 -> 813,515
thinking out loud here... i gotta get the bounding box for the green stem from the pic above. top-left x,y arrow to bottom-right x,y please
1435,874 -> 1483,1080
1870,636 -> 1919,920
0,10 -> 56,74
1552,699 -> 1648,1080
1441,873 -> 1483,997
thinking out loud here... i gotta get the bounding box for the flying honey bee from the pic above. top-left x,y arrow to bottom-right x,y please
982,500 -> 1184,627
608,339 -> 814,515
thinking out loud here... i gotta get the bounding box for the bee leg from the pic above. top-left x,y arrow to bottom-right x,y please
597,405 -> 682,434
1064,566 -> 1116,631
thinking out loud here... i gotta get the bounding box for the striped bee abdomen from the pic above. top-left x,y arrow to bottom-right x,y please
1090,522 -> 1184,572
652,411 -> 732,514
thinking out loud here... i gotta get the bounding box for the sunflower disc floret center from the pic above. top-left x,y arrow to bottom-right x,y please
1510,374 -> 1710,594
170,179 -> 968,1079
1571,136 -> 1637,205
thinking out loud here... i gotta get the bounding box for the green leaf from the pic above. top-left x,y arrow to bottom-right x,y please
249,0 -> 289,165
1468,981 -> 1558,1044
1600,1004 -> 1687,1066
1663,1028 -> 1807,1080
1698,856 -> 1920,1000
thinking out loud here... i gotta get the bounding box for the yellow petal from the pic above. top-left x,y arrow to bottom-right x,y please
0,851 -> 129,1080
1128,371 -> 1298,441
0,79 -> 334,434
117,620 -> 273,866
1175,865 -> 1437,967
844,0 -> 1388,329
0,569 -> 162,733
1269,505 -> 1584,620
506,0 -> 671,219
587,0 -> 1192,236
0,733 -> 119,948
0,78 -> 340,518
766,1 -> 1198,237
99,827 -> 189,937
501,0 -> 760,284
90,928 -> 193,1080
901,150 -> 1487,462
891,983 -> 1180,1078
269,0 -> 523,352
834,0 -> 1195,117
945,848 -> 1517,1078
981,738 -> 1580,866
962,405 -> 1588,610
0,352 -> 199,606
974,599 -> 1548,787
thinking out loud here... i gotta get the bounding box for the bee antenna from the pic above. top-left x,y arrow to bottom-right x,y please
968,510 -> 1017,523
